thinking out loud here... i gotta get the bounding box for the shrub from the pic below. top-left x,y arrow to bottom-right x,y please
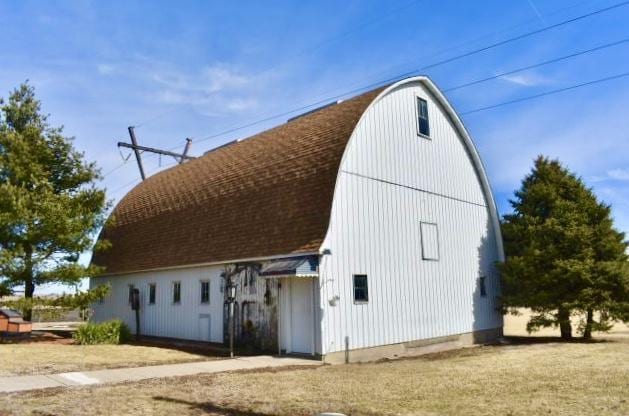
73,319 -> 132,345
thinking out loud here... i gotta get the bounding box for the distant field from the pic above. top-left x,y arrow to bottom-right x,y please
504,308 -> 629,338
2,311 -> 628,416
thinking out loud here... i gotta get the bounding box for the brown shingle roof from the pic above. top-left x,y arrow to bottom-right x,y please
92,87 -> 385,275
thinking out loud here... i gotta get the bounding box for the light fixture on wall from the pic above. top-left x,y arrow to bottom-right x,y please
328,295 -> 340,307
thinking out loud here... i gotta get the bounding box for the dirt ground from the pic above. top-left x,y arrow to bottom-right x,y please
2,316 -> 628,416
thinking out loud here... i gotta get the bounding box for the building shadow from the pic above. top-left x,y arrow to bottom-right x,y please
471,218 -> 613,347
502,335 -> 610,345
152,396 -> 272,416
471,220 -> 502,345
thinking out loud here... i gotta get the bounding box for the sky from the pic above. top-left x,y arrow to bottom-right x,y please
1,0 -> 628,294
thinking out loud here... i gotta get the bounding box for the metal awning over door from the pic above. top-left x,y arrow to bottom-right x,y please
259,256 -> 318,279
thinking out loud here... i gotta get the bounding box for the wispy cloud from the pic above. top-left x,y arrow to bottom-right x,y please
96,64 -> 116,75
500,72 -> 551,87
145,62 -> 273,115
204,64 -> 250,92
607,168 -> 629,181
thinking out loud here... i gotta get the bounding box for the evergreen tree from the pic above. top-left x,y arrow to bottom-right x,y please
0,83 -> 109,319
499,156 -> 629,339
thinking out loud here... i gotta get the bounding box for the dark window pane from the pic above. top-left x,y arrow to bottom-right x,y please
353,275 -> 369,302
201,281 -> 210,303
417,98 -> 430,137
149,284 -> 156,304
173,282 -> 181,304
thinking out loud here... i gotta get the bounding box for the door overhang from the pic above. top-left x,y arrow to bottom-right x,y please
259,255 -> 318,279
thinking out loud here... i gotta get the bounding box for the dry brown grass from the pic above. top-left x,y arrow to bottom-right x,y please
2,313 -> 628,415
2,336 -> 628,415
0,343 -> 210,376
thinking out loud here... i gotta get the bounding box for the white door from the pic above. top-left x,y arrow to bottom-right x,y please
287,278 -> 314,354
198,315 -> 211,341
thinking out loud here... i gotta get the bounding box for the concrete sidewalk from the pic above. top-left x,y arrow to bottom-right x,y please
0,355 -> 321,393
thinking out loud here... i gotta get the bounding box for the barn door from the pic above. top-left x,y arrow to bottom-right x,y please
198,314 -> 211,342
280,278 -> 315,354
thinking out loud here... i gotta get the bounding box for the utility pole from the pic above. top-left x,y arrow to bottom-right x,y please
127,126 -> 146,180
119,127 -> 196,180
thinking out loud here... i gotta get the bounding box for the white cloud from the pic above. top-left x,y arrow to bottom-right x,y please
204,64 -> 250,93
607,168 -> 629,181
226,97 -> 257,111
143,62 -> 271,116
96,64 -> 116,75
500,72 -> 551,87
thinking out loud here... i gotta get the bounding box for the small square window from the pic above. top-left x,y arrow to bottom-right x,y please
479,276 -> 487,297
353,274 -> 369,303
148,283 -> 156,305
173,281 -> 181,304
200,281 -> 210,304
420,222 -> 439,261
417,97 -> 430,137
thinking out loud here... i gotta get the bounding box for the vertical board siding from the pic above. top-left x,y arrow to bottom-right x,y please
90,266 -> 224,343
320,82 -> 502,354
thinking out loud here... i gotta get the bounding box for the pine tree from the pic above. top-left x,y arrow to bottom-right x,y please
0,83 -> 109,319
499,156 -> 629,339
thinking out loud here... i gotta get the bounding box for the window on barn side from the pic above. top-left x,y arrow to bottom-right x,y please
479,276 -> 487,297
420,222 -> 439,261
173,281 -> 181,304
148,283 -> 156,305
353,274 -> 369,303
417,97 -> 430,138
200,280 -> 210,304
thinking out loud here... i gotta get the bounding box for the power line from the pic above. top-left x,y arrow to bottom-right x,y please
421,0 -> 629,70
270,0 -> 598,115
139,0 -> 600,141
105,71 -> 629,198
128,0 -> 423,130
460,70 -> 629,115
444,37 -> 629,92
184,1 -> 629,148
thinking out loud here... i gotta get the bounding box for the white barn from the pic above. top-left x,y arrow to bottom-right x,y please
91,76 -> 504,363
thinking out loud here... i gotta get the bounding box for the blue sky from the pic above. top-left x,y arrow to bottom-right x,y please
1,0 -> 628,294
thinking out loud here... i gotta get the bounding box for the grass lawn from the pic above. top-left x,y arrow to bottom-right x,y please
2,335 -> 628,415
0,340 -> 212,376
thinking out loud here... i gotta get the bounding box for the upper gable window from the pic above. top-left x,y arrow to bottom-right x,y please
417,97 -> 430,138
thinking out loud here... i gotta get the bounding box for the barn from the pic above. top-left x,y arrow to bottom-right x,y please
91,76 -> 504,363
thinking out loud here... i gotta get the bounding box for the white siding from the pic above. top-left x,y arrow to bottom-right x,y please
319,81 -> 502,354
90,265 -> 224,343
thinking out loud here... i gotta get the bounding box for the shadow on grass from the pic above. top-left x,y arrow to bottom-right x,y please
153,396 -> 271,416
502,335 -> 610,345
129,335 -> 269,358
0,329 -> 74,345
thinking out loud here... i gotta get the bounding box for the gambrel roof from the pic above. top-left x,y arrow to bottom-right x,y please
92,87 -> 385,275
